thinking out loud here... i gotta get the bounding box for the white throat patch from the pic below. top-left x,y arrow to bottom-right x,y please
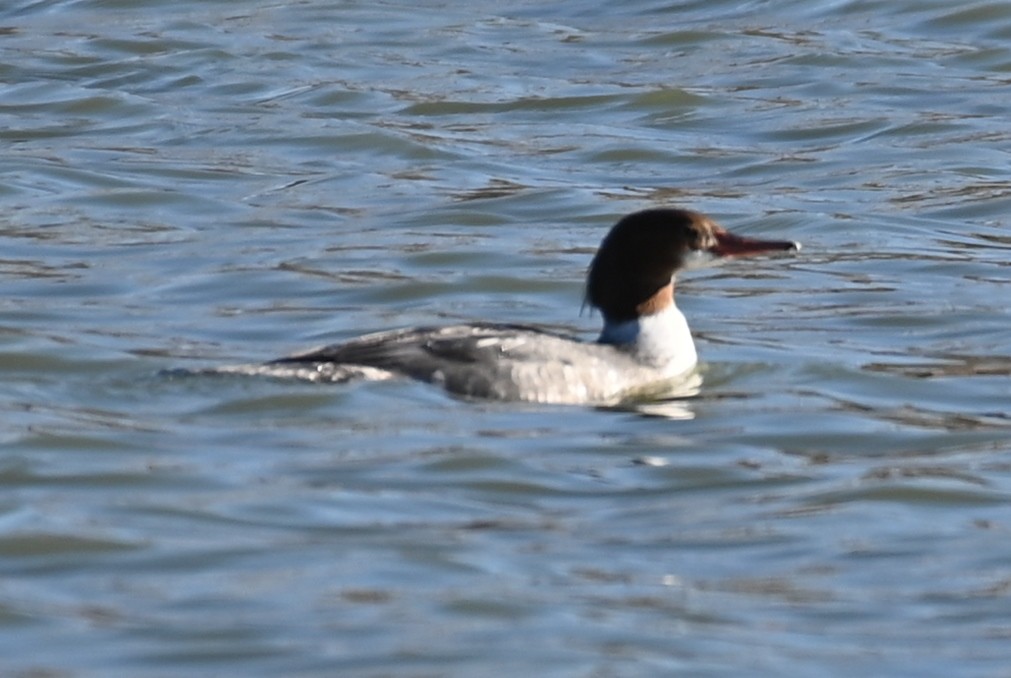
680,249 -> 720,272
597,305 -> 698,375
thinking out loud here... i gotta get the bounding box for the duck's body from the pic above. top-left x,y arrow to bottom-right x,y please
259,306 -> 695,404
212,208 -> 798,405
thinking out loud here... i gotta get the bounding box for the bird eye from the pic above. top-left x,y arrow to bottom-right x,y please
696,219 -> 720,250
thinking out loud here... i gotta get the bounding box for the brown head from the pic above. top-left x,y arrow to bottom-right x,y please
585,208 -> 798,324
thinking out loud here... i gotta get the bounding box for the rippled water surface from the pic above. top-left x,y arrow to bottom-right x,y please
4,0 -> 1011,675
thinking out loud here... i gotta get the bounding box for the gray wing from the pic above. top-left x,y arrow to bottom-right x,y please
271,322 -> 603,399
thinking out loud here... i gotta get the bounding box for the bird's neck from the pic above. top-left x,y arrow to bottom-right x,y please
597,290 -> 697,375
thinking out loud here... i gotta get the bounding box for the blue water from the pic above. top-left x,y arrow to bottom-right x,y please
3,0 -> 1011,675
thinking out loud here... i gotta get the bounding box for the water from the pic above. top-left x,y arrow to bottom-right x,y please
3,0 -> 1011,675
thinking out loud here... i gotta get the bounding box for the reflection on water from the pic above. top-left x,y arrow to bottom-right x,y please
866,354 -> 1011,378
3,0 -> 1011,676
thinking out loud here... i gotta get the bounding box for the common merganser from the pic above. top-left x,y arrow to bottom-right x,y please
212,208 -> 798,404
